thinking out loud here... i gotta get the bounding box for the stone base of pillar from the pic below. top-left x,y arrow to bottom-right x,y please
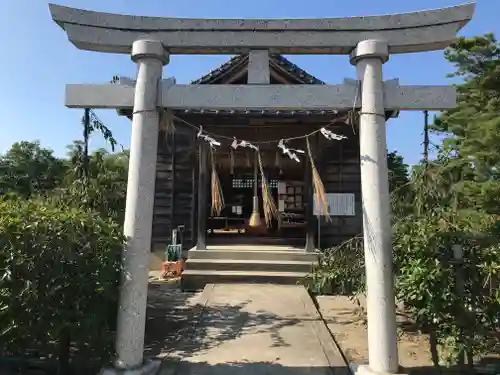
351,364 -> 406,375
100,360 -> 162,375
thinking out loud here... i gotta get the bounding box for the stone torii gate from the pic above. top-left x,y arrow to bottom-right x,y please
49,3 -> 474,375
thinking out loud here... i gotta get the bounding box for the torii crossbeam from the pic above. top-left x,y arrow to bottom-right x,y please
65,78 -> 457,111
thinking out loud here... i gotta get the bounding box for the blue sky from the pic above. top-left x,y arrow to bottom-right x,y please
0,0 -> 498,166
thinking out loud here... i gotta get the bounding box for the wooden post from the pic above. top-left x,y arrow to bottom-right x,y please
305,155 -> 315,251
170,131 -> 176,237
190,150 -> 197,248
196,141 -> 208,249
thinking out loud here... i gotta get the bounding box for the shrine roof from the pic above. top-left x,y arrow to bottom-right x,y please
191,53 -> 325,85
180,53 -> 340,117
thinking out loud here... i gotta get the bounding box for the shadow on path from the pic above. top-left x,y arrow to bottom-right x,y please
144,283 -> 304,358
158,358 -> 347,375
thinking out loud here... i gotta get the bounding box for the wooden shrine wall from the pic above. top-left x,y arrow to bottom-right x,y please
318,134 -> 363,248
150,119 -> 363,252
151,125 -> 197,252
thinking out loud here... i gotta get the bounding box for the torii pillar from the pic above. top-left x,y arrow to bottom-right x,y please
351,40 -> 398,374
112,40 -> 168,374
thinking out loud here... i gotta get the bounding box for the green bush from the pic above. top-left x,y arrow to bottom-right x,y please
0,197 -> 124,369
309,215 -> 500,366
393,213 -> 500,365
307,235 -> 365,296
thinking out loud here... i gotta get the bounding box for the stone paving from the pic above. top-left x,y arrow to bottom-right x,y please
146,283 -> 349,375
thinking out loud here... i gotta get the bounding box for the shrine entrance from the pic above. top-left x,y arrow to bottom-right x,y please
207,150 -> 308,246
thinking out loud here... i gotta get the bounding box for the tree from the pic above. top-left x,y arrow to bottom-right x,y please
0,197 -> 124,374
393,34 -> 500,367
387,150 -> 409,192
0,141 -> 66,198
387,151 -> 412,217
61,147 -> 128,221
0,115 -> 126,373
432,33 -> 500,214
80,109 -> 117,184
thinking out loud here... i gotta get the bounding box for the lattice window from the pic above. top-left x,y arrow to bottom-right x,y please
232,178 -> 278,189
232,179 -> 253,188
268,180 -> 278,188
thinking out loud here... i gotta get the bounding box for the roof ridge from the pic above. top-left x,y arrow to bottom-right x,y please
190,55 -> 246,84
190,53 -> 324,85
270,54 -> 325,85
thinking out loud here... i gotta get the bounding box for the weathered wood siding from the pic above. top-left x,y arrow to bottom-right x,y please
318,135 -> 362,248
152,122 -> 362,251
152,126 -> 197,251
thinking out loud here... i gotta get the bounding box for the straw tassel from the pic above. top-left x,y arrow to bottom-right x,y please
159,108 -> 175,149
306,137 -> 331,223
159,108 -> 175,134
347,110 -> 357,135
257,151 -> 278,227
210,149 -> 224,216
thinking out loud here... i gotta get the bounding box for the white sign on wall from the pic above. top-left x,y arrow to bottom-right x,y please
314,193 -> 356,216
277,181 -> 287,194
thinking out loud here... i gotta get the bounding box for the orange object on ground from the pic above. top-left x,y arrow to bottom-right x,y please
161,259 -> 185,279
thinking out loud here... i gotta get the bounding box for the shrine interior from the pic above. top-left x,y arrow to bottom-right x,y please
205,129 -> 312,246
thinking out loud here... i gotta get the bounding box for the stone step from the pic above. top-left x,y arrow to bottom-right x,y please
187,249 -> 319,262
181,270 -> 307,291
184,258 -> 314,273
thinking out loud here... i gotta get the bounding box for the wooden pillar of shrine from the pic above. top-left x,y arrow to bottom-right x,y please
305,143 -> 316,252
196,141 -> 209,249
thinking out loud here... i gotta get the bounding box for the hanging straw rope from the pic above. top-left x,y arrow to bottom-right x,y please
306,137 -> 331,223
210,148 -> 224,216
159,108 -> 176,150
159,108 -> 175,134
174,114 -> 347,146
257,151 -> 278,227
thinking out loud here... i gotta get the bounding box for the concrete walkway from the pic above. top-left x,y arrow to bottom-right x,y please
155,284 -> 349,375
